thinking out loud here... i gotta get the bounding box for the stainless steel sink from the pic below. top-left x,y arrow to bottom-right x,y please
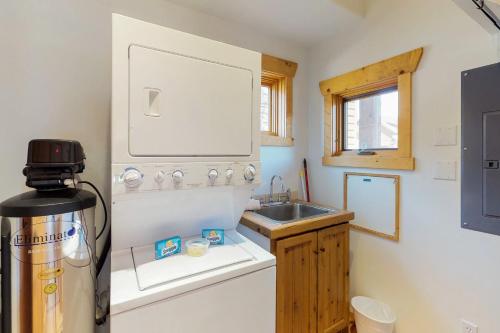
254,203 -> 335,224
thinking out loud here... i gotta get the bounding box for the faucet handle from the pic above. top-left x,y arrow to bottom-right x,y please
281,188 -> 291,203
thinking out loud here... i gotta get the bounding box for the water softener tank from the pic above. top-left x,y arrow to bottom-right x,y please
0,139 -> 97,332
0,189 -> 96,333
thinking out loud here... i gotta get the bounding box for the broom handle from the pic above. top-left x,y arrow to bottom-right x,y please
303,158 -> 310,202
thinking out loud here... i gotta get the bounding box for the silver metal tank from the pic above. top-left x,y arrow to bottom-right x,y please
0,189 -> 96,333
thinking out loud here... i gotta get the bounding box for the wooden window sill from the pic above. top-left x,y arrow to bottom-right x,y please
322,155 -> 415,170
261,133 -> 294,147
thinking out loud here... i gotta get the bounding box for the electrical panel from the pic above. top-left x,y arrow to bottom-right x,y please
461,62 -> 500,235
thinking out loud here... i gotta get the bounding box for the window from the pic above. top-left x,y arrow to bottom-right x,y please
260,85 -> 271,132
260,54 -> 297,146
320,48 -> 423,170
343,88 -> 399,151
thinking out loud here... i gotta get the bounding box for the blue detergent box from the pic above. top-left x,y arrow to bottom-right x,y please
202,229 -> 224,245
155,236 -> 182,260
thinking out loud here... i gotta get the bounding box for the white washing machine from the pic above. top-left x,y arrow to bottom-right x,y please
110,14 -> 275,333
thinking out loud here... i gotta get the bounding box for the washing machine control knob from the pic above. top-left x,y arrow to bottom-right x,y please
243,165 -> 256,182
172,170 -> 184,184
225,168 -> 234,183
154,170 -> 166,184
123,168 -> 143,188
208,169 -> 218,185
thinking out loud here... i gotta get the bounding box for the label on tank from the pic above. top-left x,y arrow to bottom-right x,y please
10,221 -> 83,264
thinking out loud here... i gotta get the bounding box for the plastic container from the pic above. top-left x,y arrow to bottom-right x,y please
185,238 -> 210,257
351,296 -> 396,333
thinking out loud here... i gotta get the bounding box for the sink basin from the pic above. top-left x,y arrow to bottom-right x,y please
254,203 -> 335,224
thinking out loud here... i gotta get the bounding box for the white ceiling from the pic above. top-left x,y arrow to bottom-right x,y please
167,0 -> 366,47
453,0 -> 500,34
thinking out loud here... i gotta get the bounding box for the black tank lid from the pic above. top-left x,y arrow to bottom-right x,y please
0,189 -> 96,217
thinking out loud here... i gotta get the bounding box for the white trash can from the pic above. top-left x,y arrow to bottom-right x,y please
351,296 -> 396,333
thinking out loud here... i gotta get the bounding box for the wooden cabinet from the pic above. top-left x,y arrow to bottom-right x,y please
275,224 -> 349,333
276,232 -> 318,333
317,224 -> 350,333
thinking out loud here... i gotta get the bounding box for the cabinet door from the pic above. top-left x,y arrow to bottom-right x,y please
276,231 -> 318,333
318,224 -> 350,333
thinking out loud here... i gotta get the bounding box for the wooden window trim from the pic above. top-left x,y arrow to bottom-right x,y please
261,54 -> 297,147
319,48 -> 423,170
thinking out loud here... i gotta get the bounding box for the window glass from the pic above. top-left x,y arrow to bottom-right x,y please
260,86 -> 271,131
344,88 -> 398,150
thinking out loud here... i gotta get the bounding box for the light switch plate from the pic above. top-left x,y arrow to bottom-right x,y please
433,160 -> 457,180
434,126 -> 457,146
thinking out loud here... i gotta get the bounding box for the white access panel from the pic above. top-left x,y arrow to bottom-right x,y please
346,174 -> 398,237
129,45 -> 253,157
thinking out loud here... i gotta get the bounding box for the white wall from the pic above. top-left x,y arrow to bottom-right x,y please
497,32 -> 500,57
307,0 -> 500,332
0,0 -> 307,246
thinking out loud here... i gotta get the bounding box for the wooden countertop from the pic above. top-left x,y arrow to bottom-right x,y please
240,201 -> 354,240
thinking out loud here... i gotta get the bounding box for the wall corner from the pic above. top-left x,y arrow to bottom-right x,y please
496,32 -> 500,60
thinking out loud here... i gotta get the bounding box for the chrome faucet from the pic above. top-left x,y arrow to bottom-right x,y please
270,175 -> 282,203
270,175 -> 288,204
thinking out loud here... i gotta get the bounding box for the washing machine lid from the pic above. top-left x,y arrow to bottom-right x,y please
132,234 -> 253,291
110,230 -> 276,315
0,189 -> 96,217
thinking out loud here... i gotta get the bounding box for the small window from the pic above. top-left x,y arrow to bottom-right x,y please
260,85 -> 271,132
260,54 -> 297,146
320,48 -> 423,170
343,88 -> 399,151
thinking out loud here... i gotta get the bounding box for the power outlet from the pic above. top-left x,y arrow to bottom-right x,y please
461,319 -> 478,333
